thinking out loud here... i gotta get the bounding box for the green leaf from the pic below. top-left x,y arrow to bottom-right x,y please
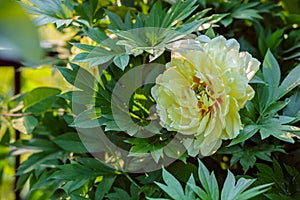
161,0 -> 198,28
205,26 -> 216,39
70,43 -> 96,52
11,138 -> 59,152
278,64 -> 300,99
221,171 -> 254,200
220,16 -> 233,27
23,87 -> 61,114
105,9 -> 129,30
283,51 -> 300,60
259,117 -> 299,142
198,159 -> 219,200
262,101 -> 290,118
16,151 -> 60,175
264,193 -> 294,200
84,27 -> 108,43
74,0 -> 104,27
151,159 -> 272,200
53,132 -> 88,153
75,43 -> 126,69
185,8 -> 212,23
231,2 -> 263,20
77,157 -> 116,175
21,0 -> 74,28
283,89 -> 300,117
201,14 -> 230,30
105,0 -> 204,63
11,116 -> 38,134
250,75 -> 266,84
16,172 -> 31,190
49,164 -> 103,180
145,1 -> 164,28
58,63 -> 93,90
228,125 -> 259,146
106,187 -> 133,200
268,29 -> 284,49
236,182 -> 273,200
0,128 -> 10,146
61,179 -> 89,194
232,9 -> 262,20
219,144 -> 284,172
187,178 -> 207,198
256,159 -> 287,194
59,90 -> 94,105
72,108 -> 102,128
175,19 -> 206,34
262,49 -> 281,107
29,170 -> 57,192
154,168 -> 186,200
184,175 -> 197,199
70,193 -> 89,200
113,54 -> 130,70
95,176 -> 116,200
52,189 -> 67,200
58,64 -> 112,114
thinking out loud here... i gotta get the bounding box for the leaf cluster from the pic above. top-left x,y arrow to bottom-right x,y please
1,0 -> 300,199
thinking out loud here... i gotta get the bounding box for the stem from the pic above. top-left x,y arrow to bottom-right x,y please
123,172 -> 141,189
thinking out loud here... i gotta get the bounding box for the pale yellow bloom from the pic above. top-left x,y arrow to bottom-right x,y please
151,36 -> 260,156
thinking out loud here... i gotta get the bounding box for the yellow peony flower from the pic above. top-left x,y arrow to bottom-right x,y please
151,36 -> 260,156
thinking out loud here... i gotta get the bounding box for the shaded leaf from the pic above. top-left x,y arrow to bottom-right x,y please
53,132 -> 88,153
95,176 -> 116,200
278,64 -> 300,99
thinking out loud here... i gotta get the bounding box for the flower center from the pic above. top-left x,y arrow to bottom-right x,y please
192,76 -> 213,114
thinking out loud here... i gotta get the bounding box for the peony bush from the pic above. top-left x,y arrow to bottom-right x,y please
1,0 -> 300,199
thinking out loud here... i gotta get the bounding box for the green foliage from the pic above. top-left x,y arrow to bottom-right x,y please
71,0 -> 227,69
222,50 -> 300,173
21,0 -> 74,28
255,160 -> 300,199
23,87 -> 61,114
149,160 -> 272,200
1,0 -> 300,199
230,50 -> 300,145
219,143 -> 285,173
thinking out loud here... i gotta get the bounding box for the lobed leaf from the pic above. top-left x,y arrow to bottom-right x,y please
262,49 -> 281,108
154,168 -> 186,200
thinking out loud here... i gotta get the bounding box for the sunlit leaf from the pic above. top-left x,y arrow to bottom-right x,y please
11,116 -> 38,134
21,0 -> 74,28
23,87 -> 61,114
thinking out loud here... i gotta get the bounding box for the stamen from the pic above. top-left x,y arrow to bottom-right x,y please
192,76 -> 213,115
